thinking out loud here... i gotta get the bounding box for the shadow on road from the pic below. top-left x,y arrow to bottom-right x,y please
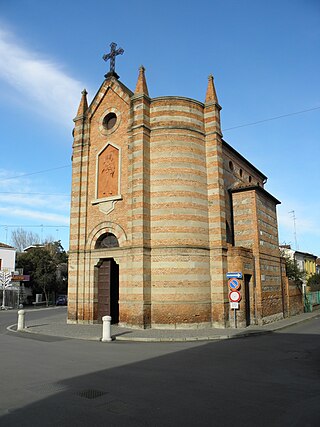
1,329 -> 320,427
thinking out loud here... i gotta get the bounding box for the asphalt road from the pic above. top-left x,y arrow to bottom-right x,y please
0,308 -> 319,426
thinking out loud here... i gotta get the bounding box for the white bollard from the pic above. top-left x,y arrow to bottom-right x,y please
17,310 -> 25,331
101,315 -> 112,342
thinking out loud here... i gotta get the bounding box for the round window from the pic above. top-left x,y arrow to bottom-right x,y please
103,112 -> 117,130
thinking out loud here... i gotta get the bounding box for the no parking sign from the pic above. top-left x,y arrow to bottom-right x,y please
228,278 -> 240,290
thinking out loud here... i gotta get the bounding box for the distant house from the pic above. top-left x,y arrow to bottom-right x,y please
280,245 -> 317,291
0,242 -> 16,273
295,251 -> 317,278
316,259 -> 320,275
23,244 -> 45,252
0,243 -> 17,308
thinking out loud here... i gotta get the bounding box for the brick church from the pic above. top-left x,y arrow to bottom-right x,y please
68,47 -> 293,329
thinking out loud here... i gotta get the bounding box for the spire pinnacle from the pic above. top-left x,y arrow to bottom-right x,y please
75,89 -> 88,118
134,65 -> 149,96
205,74 -> 219,104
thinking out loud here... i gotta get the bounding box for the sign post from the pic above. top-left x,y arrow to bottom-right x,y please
227,272 -> 242,328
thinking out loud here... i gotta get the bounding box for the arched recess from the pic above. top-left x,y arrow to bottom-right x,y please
95,232 -> 119,249
86,221 -> 127,251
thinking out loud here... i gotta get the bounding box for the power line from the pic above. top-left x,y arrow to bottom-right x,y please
0,165 -> 71,182
1,225 -> 69,228
0,192 -> 70,196
223,106 -> 320,131
0,105 -> 318,186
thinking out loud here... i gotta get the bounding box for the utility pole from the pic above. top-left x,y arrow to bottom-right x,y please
289,210 -> 299,250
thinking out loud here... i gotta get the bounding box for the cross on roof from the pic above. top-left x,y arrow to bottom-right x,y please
103,42 -> 124,79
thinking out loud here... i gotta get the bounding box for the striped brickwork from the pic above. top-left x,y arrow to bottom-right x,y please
68,77 -> 134,324
204,89 -> 229,327
125,87 -> 152,327
68,69 -> 287,329
232,188 -> 283,325
68,91 -> 90,322
149,97 -> 211,326
227,246 -> 255,327
222,142 -> 267,237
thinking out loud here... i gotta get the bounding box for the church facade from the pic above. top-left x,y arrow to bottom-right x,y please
68,63 -> 288,329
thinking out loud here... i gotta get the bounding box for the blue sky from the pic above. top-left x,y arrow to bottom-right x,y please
0,0 -> 319,255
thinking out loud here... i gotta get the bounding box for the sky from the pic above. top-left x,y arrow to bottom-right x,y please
0,0 -> 319,255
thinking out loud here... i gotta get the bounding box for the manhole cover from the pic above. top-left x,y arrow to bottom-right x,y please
76,389 -> 108,400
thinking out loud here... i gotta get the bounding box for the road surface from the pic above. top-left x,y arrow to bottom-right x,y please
0,308 -> 319,426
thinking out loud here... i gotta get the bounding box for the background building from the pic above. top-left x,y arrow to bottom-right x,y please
0,243 -> 16,273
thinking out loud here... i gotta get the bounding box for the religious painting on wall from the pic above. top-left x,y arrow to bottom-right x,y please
97,144 -> 119,199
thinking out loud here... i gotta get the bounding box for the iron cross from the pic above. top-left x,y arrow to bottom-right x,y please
103,42 -> 124,75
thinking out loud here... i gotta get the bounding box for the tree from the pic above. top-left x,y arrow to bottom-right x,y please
16,241 -> 68,305
11,228 -> 41,252
280,250 -> 305,285
307,273 -> 320,291
10,228 -> 57,252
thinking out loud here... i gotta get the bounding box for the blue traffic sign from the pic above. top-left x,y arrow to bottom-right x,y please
226,272 -> 243,279
228,278 -> 240,290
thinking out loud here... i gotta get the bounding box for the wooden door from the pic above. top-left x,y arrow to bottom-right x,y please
97,259 -> 119,323
98,259 -> 111,321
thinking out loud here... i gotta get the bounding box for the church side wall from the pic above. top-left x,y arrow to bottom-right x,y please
222,144 -> 266,241
232,189 -> 283,324
255,192 -> 283,323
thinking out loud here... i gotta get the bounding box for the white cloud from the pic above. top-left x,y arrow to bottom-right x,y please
0,206 -> 69,225
0,192 -> 70,211
0,29 -> 85,125
0,168 -> 70,226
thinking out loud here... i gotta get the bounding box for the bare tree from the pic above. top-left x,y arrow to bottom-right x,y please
10,228 -> 41,252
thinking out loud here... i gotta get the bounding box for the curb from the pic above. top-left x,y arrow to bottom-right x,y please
6,311 -> 319,343
6,324 -> 102,341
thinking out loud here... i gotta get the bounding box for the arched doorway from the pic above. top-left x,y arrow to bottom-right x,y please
95,233 -> 119,324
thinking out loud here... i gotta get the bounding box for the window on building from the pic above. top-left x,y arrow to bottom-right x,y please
103,113 -> 117,130
95,233 -> 119,249
226,221 -> 233,245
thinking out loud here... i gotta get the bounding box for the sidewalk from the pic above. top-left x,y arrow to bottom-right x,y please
9,308 -> 320,342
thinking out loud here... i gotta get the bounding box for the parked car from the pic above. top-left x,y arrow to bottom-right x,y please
56,295 -> 68,306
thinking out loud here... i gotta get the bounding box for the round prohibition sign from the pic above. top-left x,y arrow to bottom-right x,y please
229,290 -> 241,303
228,278 -> 241,290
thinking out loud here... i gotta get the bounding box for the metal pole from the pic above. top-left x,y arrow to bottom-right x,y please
234,308 -> 237,328
2,287 -> 6,310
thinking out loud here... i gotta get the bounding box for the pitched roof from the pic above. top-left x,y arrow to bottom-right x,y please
0,242 -> 15,249
230,184 -> 281,205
